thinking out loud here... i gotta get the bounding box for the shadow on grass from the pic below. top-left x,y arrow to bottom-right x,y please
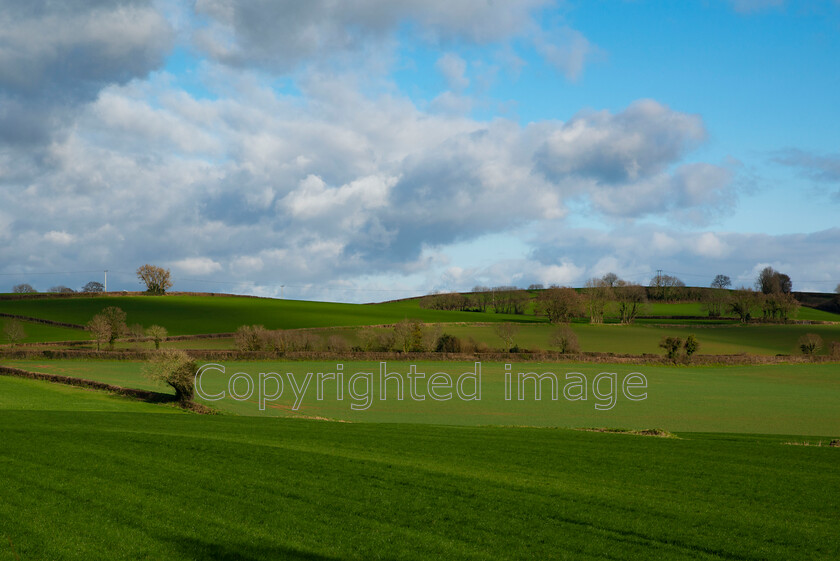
165,536 -> 347,561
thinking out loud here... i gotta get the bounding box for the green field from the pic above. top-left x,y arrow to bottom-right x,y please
0,295 -> 542,335
1,383 -> 839,560
2,292 -> 840,560
7,359 -> 840,435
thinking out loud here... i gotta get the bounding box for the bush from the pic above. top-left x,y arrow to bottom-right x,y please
684,334 -> 699,360
830,341 -> 840,359
145,325 -> 168,350
798,333 -> 824,355
143,349 -> 196,403
549,326 -> 580,354
327,335 -> 349,353
659,336 -> 683,361
234,325 -> 269,351
435,333 -> 462,353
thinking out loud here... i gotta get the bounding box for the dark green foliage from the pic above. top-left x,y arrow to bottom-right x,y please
435,333 -> 462,353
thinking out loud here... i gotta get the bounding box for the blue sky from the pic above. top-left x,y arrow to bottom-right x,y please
1,0 -> 839,299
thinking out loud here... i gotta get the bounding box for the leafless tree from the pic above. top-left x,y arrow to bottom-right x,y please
615,282 -> 647,324
3,319 -> 26,346
86,315 -> 110,351
583,278 -> 613,324
549,326 -> 579,354
729,287 -> 759,323
711,275 -> 731,289
535,287 -> 582,324
495,322 -> 520,352
12,283 -> 36,294
756,266 -> 792,294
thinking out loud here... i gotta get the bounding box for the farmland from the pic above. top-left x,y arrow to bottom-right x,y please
1,291 -> 839,560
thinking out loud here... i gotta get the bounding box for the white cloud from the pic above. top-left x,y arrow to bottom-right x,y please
436,53 -> 469,90
44,231 -> 75,245
172,257 -> 223,275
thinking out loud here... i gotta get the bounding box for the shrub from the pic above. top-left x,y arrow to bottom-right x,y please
659,336 -> 683,361
798,333 -> 824,355
143,349 -> 196,403
829,341 -> 840,359
549,326 -> 580,354
234,325 -> 269,351
327,335 -> 349,353
684,334 -> 699,360
435,333 -> 462,353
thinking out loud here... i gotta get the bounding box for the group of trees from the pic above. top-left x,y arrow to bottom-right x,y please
11,281 -> 105,294
85,306 -> 168,351
10,264 -> 173,296
420,286 -> 529,314
659,334 -> 699,362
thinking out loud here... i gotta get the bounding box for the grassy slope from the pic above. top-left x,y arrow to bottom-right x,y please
8,359 -> 840,435
0,295 -> 542,335
1,391 -> 839,560
0,320 -> 88,343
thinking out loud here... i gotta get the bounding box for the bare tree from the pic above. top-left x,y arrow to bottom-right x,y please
701,289 -> 729,318
601,272 -> 619,287
495,322 -> 520,352
86,315 -> 110,351
136,264 -> 173,294
711,275 -> 732,289
615,282 -> 647,324
761,292 -> 800,321
145,325 -> 168,350
649,274 -> 685,301
12,283 -> 36,294
729,287 -> 758,323
48,286 -> 75,294
81,281 -> 104,293
549,326 -> 579,354
393,319 -> 415,352
583,278 -> 613,324
143,349 -> 196,403
535,287 -> 582,324
756,266 -> 792,294
3,319 -> 26,346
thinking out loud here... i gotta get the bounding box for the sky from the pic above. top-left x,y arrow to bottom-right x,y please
1,0 -> 839,302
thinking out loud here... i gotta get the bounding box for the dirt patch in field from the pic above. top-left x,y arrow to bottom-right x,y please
577,427 -> 676,438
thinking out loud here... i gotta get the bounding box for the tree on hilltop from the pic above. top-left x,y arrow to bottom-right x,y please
137,264 -> 172,295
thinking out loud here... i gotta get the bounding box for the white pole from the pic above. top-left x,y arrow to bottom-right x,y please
104,270 -> 108,293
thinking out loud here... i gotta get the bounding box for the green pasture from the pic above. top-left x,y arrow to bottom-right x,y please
7,359 -> 839,435
0,396 -> 838,560
0,295 -> 541,335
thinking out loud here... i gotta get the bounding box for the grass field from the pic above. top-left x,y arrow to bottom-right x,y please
0,295 -> 542,335
1,386 -> 839,560
2,292 -> 839,560
8,359 -> 840,435
2,295 -> 837,340
0,320 -> 88,344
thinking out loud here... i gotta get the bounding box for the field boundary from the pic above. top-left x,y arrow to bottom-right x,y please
0,312 -> 85,330
0,348 -> 836,365
0,365 -> 215,413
